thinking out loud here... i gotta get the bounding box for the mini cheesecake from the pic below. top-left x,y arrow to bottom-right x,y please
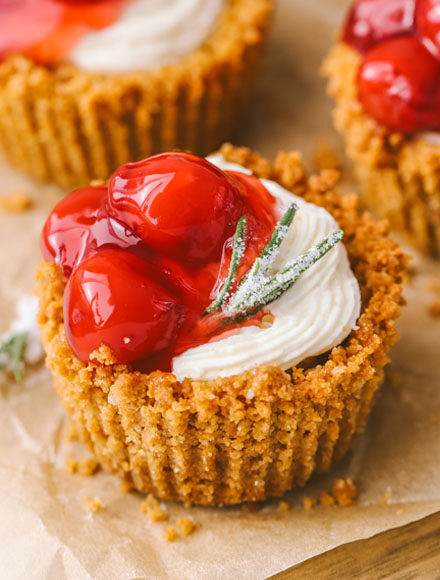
0,0 -> 272,187
36,144 -> 406,506
323,0 -> 440,258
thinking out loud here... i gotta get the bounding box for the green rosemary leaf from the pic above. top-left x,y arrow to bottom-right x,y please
204,216 -> 247,315
0,332 -> 28,382
257,203 -> 297,273
230,229 -> 344,314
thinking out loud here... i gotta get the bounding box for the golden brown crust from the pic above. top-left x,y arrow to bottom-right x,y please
36,144 -> 407,506
322,42 -> 440,258
0,0 -> 273,188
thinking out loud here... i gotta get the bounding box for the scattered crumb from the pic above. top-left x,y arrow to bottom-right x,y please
396,507 -> 404,515
381,490 -> 392,505
0,190 -> 33,212
242,502 -> 260,513
120,480 -> 133,494
84,496 -> 105,513
77,458 -> 100,476
163,526 -> 177,542
65,453 -> 78,474
332,478 -> 357,506
303,496 -> 317,510
320,491 -> 335,507
148,508 -> 169,523
176,517 -> 195,535
65,422 -> 78,442
278,500 -> 290,513
311,136 -> 342,171
140,494 -> 169,522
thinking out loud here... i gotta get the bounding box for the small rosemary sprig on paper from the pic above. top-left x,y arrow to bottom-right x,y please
205,204 -> 344,320
0,332 -> 28,382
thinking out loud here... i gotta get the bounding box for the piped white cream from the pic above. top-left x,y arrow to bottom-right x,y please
171,154 -> 361,381
70,0 -> 223,73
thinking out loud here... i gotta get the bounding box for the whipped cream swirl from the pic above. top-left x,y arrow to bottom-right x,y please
70,0 -> 223,73
172,155 -> 361,381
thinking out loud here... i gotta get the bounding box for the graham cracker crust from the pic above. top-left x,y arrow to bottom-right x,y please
36,144 -> 407,506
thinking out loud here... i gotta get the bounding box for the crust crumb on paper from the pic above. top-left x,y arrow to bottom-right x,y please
140,494 -> 169,522
332,478 -> 357,506
163,526 -> 177,542
84,496 -> 105,512
176,517 -> 195,536
381,489 -> 393,505
0,190 -> 33,212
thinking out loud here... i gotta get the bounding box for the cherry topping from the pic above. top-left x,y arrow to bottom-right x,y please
108,152 -> 245,266
64,250 -> 180,364
43,152 -> 279,368
343,0 -> 416,53
41,185 -> 150,277
357,35 -> 440,131
416,0 -> 440,59
0,0 -> 129,64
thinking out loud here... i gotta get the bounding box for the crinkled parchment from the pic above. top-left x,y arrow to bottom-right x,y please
1,1 -> 440,578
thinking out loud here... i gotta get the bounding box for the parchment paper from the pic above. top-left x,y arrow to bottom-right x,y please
1,1 -> 440,578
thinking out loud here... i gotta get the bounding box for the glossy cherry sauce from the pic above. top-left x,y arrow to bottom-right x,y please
0,0 -> 131,64
41,153 -> 278,372
343,0 -> 440,132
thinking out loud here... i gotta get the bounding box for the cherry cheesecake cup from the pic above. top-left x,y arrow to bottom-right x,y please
0,0 -> 272,188
36,144 -> 406,506
323,0 -> 440,258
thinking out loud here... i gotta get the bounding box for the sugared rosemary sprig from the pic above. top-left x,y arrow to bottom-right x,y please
226,229 -> 344,315
205,205 -> 344,321
0,332 -> 27,382
204,216 -> 247,315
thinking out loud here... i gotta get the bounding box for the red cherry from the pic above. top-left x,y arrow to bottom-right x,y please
343,0 -> 416,53
108,152 -> 245,266
41,185 -> 151,277
416,0 -> 440,60
64,250 -> 181,364
358,35 -> 440,132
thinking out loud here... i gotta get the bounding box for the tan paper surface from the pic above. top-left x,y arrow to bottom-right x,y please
1,1 -> 440,578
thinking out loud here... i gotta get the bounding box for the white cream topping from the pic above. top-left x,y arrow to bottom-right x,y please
70,0 -> 223,73
171,155 -> 361,381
